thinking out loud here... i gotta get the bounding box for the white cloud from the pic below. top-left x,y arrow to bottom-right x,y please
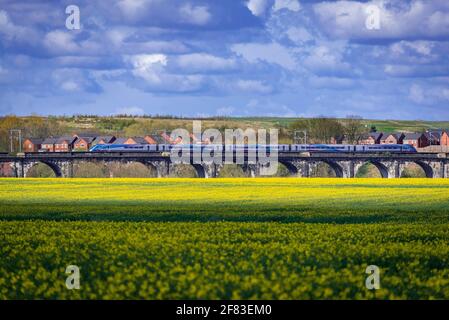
246,0 -> 270,17
231,42 -> 297,70
236,80 -> 273,94
179,3 -> 211,25
309,76 -> 356,89
286,27 -> 313,44
390,41 -> 434,57
174,53 -> 236,73
303,45 -> 351,76
51,68 -> 100,93
44,30 -> 79,54
273,0 -> 301,13
408,84 -> 449,105
114,106 -> 145,115
0,10 -> 30,42
117,0 -> 151,19
124,54 -> 167,83
124,54 -> 204,92
313,0 -> 449,40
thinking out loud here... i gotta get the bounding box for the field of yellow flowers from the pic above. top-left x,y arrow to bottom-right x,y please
0,178 -> 448,299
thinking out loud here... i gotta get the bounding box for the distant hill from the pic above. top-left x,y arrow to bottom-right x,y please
1,115 -> 449,151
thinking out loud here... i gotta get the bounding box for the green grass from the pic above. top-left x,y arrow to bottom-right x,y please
0,178 -> 448,299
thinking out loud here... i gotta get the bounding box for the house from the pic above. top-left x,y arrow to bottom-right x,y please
73,136 -> 97,151
161,132 -> 183,144
113,137 -> 148,145
359,132 -> 383,145
190,133 -> 211,144
426,130 -> 449,146
441,130 -> 449,146
112,137 -> 128,145
54,136 -> 77,152
380,133 -> 404,144
23,138 -> 43,152
403,133 -> 430,148
94,136 -> 116,145
330,135 -> 346,144
41,138 -> 58,152
144,134 -> 166,144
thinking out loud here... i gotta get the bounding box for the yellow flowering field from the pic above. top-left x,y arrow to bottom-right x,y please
0,178 -> 448,299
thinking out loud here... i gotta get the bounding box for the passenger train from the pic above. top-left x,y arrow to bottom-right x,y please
89,143 -> 417,153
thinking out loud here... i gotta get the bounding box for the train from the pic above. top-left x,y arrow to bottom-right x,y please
89,143 -> 417,153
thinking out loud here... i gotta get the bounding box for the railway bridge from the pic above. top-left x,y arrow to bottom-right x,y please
0,152 -> 448,178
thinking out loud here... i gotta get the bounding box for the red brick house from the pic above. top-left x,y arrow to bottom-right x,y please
161,132 -> 183,144
23,138 -> 43,152
144,135 -> 166,144
359,132 -> 383,145
113,137 -> 148,145
380,133 -> 404,144
41,138 -> 58,152
426,130 -> 449,146
54,136 -> 77,152
94,136 -> 116,145
403,133 -> 430,148
441,131 -> 449,146
73,137 -> 96,151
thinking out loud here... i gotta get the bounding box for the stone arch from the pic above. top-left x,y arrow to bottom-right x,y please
217,164 -> 247,177
238,164 -> 258,178
310,160 -> 343,178
356,161 -> 389,178
73,160 -> 110,178
278,161 -> 298,176
402,161 -> 433,178
169,163 -> 203,178
192,164 -> 206,178
25,161 -> 61,177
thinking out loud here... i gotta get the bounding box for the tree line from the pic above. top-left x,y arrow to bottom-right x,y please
289,116 -> 368,144
0,114 -> 370,152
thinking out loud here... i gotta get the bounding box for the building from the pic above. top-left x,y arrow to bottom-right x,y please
54,136 -> 77,152
144,134 -> 166,144
359,132 -> 383,145
73,137 -> 97,151
23,138 -> 43,152
380,133 -> 404,144
161,132 -> 183,144
41,138 -> 58,152
94,136 -> 116,145
441,130 -> 449,146
403,133 -> 430,148
113,137 -> 148,145
426,130 -> 449,146
330,135 -> 347,145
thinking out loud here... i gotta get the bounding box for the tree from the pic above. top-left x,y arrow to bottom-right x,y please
289,117 -> 345,144
344,115 -> 367,144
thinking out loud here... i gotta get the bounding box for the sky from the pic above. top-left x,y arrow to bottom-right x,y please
1,0 -> 449,120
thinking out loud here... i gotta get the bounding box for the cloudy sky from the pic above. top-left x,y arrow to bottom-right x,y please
1,0 -> 449,119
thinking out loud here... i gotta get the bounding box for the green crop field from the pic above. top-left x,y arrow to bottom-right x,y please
0,178 -> 448,299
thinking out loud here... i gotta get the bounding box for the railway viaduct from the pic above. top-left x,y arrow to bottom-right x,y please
0,152 -> 448,178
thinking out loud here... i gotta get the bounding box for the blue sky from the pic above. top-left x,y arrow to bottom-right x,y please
1,0 -> 449,119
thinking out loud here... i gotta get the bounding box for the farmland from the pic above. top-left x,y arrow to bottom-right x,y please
0,178 -> 448,299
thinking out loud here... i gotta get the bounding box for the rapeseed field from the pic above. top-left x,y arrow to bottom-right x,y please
0,178 -> 448,299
